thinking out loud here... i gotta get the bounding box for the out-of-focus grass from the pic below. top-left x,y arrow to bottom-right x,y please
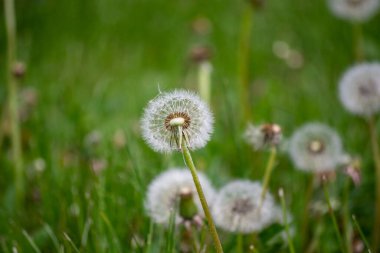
0,0 -> 379,252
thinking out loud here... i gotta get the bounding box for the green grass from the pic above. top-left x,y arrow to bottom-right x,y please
1,0 -> 380,252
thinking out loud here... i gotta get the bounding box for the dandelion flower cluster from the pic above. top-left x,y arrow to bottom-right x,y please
327,0 -> 380,22
141,90 -> 213,153
339,63 -> 380,117
145,168 -> 216,225
212,180 -> 279,233
288,123 -> 345,172
244,123 -> 282,150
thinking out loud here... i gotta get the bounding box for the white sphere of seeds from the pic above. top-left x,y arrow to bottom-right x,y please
339,63 -> 380,116
145,168 -> 216,225
328,0 -> 380,22
141,90 -> 214,153
244,123 -> 282,150
288,123 -> 345,172
212,180 -> 279,234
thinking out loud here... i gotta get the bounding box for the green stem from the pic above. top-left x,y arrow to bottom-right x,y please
238,4 -> 254,122
301,174 -> 314,251
368,117 -> 380,251
322,180 -> 346,253
259,147 -> 277,207
4,0 -> 24,204
279,189 -> 295,253
181,143 -> 224,253
343,178 -> 353,253
198,61 -> 212,105
352,215 -> 372,253
237,234 -> 243,253
352,23 -> 364,62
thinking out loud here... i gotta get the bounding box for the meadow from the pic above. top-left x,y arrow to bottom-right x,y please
1,0 -> 380,252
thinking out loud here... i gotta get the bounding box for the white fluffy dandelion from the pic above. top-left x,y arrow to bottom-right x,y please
212,180 -> 279,234
288,123 -> 345,172
141,90 -> 213,153
244,123 -> 282,150
339,63 -> 380,116
145,168 -> 216,225
328,0 -> 380,22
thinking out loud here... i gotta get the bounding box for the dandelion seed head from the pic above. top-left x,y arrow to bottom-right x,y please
212,180 -> 279,233
145,168 -> 216,225
244,123 -> 282,150
328,0 -> 380,22
141,90 -> 213,153
339,63 -> 380,116
289,123 -> 344,172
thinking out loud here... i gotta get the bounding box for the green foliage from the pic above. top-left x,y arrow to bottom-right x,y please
0,0 -> 380,252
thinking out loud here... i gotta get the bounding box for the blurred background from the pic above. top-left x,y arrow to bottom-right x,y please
1,0 -> 380,252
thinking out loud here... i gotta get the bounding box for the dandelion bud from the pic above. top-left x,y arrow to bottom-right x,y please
179,187 -> 198,220
12,61 -> 26,78
189,45 -> 212,64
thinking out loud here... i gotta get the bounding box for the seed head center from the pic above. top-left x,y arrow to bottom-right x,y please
308,139 -> 325,154
232,198 -> 254,214
165,112 -> 191,130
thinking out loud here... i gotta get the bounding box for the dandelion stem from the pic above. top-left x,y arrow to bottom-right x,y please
4,0 -> 24,205
322,179 -> 346,253
301,174 -> 314,251
352,215 -> 372,253
259,147 -> 277,207
352,23 -> 364,62
181,142 -> 224,253
368,116 -> 380,251
237,234 -> 243,253
238,3 -> 254,121
279,188 -> 296,253
198,61 -> 212,104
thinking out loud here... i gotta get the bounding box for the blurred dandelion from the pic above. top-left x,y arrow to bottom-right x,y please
327,0 -> 380,22
339,63 -> 380,117
141,90 -> 213,152
244,123 -> 282,150
288,123 -> 345,172
212,180 -> 278,233
145,168 -> 216,225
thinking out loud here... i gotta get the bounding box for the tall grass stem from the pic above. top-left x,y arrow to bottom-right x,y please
368,117 -> 380,251
4,0 -> 24,205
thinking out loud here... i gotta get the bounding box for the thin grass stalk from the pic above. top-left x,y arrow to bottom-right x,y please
343,178 -> 353,253
368,117 -> 380,251
352,23 -> 363,62
352,215 -> 372,253
279,188 -> 296,253
322,180 -> 346,253
4,0 -> 24,205
237,4 -> 254,122
145,221 -> 154,253
181,142 -> 224,253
